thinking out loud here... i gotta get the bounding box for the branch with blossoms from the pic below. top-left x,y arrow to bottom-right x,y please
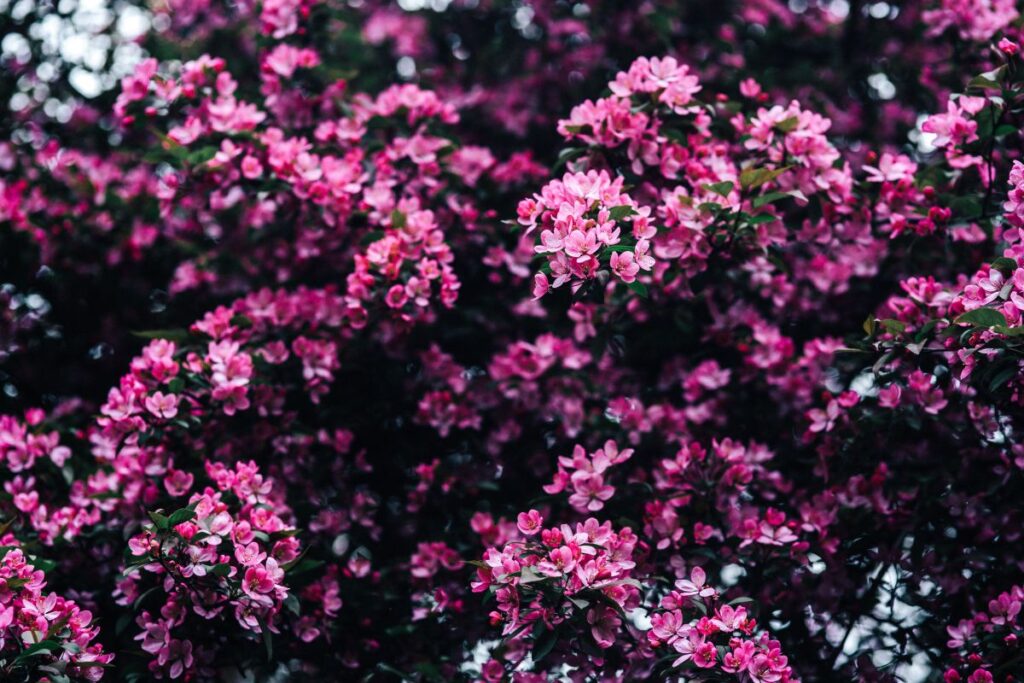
520,57 -> 855,307
470,516 -> 798,681
0,539 -> 112,681
120,461 -> 301,679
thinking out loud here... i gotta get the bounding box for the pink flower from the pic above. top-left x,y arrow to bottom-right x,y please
242,558 -> 284,605
807,399 -> 840,433
968,670 -> 994,683
676,566 -> 717,599
693,640 -> 718,668
878,384 -> 902,409
164,469 -> 195,497
241,155 -> 263,179
671,630 -> 706,666
568,471 -> 615,512
587,606 -> 621,649
516,510 -> 544,536
385,284 -> 409,309
537,546 -> 577,576
863,153 -> 917,183
712,604 -> 748,631
610,250 -> 640,283
235,541 -> 267,567
563,230 -> 599,260
157,638 -> 194,679
532,273 -> 550,299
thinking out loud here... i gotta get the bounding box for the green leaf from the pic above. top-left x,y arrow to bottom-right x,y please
210,563 -> 232,577
133,585 -> 162,610
186,146 -> 218,165
879,319 -> 906,335
751,191 -> 789,209
284,593 -> 301,616
915,319 -> 940,342
230,314 -> 253,329
995,124 -> 1018,138
31,557 -> 56,574
775,116 -> 800,133
955,308 -> 1008,328
518,567 -> 546,584
14,639 -> 61,664
553,146 -> 586,172
147,511 -> 170,530
740,166 -> 790,190
748,213 -> 777,225
257,614 -> 273,662
284,557 -> 324,577
608,205 -> 636,221
375,663 -> 413,681
968,66 -> 1006,91
949,195 -> 983,218
167,508 -> 197,527
701,181 -> 734,197
627,281 -> 649,298
662,127 -> 687,143
988,366 -> 1018,393
130,329 -> 190,343
533,627 -> 558,662
991,257 -> 1018,275
359,229 -> 385,246
568,596 -> 590,609
390,210 -> 407,229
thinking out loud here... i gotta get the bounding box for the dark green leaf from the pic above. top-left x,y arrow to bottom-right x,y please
147,511 -> 170,530
167,508 -> 196,527
608,205 -> 636,221
991,257 -> 1018,275
702,181 -> 734,197
955,308 -> 1008,328
775,116 -> 799,133
627,281 -> 649,298
533,627 -> 558,662
130,329 -> 190,343
257,614 -> 273,661
740,166 -> 790,190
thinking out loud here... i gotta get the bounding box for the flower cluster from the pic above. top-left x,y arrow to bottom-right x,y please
0,543 -> 112,680
944,585 -> 1022,683
520,170 -> 655,298
648,566 -> 798,681
544,440 -> 633,513
471,517 -> 641,650
121,461 -> 299,679
4,0 -> 1024,680
521,55 -> 869,308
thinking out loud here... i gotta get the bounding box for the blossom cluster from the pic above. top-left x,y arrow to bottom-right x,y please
3,0 -> 1024,681
471,516 -> 641,651
0,542 -> 112,680
648,567 -> 797,681
121,461 -> 298,679
944,585 -> 1022,683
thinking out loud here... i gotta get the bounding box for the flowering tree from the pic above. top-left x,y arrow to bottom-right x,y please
1,0 -> 1024,681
